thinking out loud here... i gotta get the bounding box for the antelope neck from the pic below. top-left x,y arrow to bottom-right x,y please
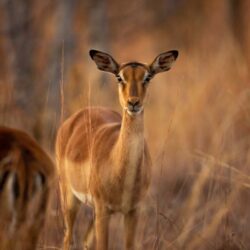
114,109 -> 144,174
120,109 -> 144,137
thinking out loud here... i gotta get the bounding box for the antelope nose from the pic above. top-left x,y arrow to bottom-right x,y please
127,97 -> 140,107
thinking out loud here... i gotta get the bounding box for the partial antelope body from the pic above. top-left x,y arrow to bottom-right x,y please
0,126 -> 54,250
56,49 -> 178,250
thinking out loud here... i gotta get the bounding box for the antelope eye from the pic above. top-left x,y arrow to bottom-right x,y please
143,75 -> 151,85
116,75 -> 123,83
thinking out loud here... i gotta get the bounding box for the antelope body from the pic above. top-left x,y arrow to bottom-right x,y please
0,126 -> 54,250
56,49 -> 178,249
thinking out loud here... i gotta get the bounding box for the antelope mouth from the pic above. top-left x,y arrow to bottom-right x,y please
125,106 -> 144,116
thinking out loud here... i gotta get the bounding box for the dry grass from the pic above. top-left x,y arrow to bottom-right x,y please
1,3 -> 250,248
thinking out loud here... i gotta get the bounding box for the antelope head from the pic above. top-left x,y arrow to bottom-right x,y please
90,49 -> 178,116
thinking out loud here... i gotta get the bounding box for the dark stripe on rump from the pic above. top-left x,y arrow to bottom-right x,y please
12,173 -> 20,200
0,170 -> 10,192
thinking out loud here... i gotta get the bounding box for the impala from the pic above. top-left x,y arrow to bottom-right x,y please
56,49 -> 178,249
0,126 -> 54,250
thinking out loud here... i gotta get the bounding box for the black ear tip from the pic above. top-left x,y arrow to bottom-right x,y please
89,49 -> 97,59
172,50 -> 179,59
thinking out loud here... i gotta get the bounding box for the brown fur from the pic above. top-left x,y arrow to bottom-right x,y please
0,126 -> 55,250
56,49 -> 178,250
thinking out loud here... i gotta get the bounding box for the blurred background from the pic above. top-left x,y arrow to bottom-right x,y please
0,0 -> 250,249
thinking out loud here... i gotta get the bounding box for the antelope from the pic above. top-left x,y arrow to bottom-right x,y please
0,126 -> 55,250
56,49 -> 178,250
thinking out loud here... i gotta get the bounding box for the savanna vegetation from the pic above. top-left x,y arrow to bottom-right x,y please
0,0 -> 250,249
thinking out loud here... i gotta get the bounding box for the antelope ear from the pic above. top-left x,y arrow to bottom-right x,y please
89,49 -> 119,75
150,50 -> 178,75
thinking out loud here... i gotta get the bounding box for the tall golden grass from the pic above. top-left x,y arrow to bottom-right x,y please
0,2 -> 249,249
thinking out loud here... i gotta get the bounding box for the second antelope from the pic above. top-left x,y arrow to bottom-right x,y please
56,49 -> 178,250
0,126 -> 54,250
